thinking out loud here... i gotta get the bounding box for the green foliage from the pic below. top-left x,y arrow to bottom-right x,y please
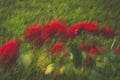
0,0 -> 120,80
71,44 -> 82,68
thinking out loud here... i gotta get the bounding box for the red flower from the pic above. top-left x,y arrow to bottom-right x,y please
88,48 -> 96,57
101,26 -> 115,37
67,22 -> 84,38
51,42 -> 63,53
83,22 -> 100,34
0,38 -> 20,66
50,42 -> 64,58
67,21 -> 100,37
23,24 -> 43,41
53,19 -> 68,37
79,42 -> 86,50
40,19 -> 67,40
113,46 -> 120,54
67,24 -> 80,38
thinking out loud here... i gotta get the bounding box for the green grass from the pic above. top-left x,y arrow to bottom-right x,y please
0,0 -> 120,80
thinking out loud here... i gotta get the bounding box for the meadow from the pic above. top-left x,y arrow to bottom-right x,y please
0,0 -> 120,80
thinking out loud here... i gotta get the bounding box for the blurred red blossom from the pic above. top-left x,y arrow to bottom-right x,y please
54,19 -> 68,37
67,23 -> 83,38
0,38 -> 20,66
95,45 -> 101,52
82,21 -> 100,34
113,46 -> 120,54
40,19 -> 68,41
88,48 -> 96,57
23,24 -> 43,41
79,42 -> 86,50
67,21 -> 100,38
50,42 -> 64,58
51,42 -> 64,53
101,26 -> 115,37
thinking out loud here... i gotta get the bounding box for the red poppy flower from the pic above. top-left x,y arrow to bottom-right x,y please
113,46 -> 120,54
23,24 -> 43,41
40,19 -> 67,40
79,42 -> 86,50
40,24 -> 56,41
67,22 -> 84,38
83,22 -> 100,34
50,42 -> 63,53
50,42 -> 64,58
88,48 -> 96,57
53,19 -> 68,36
0,38 -> 20,66
101,26 -> 115,37
67,24 -> 80,38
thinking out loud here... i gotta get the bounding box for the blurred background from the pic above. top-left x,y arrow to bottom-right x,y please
0,0 -> 120,80
0,0 -> 120,42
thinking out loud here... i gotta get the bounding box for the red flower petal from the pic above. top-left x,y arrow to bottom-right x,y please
23,24 -> 43,41
0,38 -> 20,66
101,26 -> 115,37
83,22 -> 100,34
113,46 -> 120,54
88,48 -> 96,57
40,19 -> 68,40
79,42 -> 86,50
67,22 -> 84,38
50,42 -> 64,53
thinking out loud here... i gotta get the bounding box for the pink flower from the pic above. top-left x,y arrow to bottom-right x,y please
23,24 -> 43,41
0,38 -> 20,66
101,26 -> 115,37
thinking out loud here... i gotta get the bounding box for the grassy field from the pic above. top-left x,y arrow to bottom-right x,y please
0,0 -> 120,80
